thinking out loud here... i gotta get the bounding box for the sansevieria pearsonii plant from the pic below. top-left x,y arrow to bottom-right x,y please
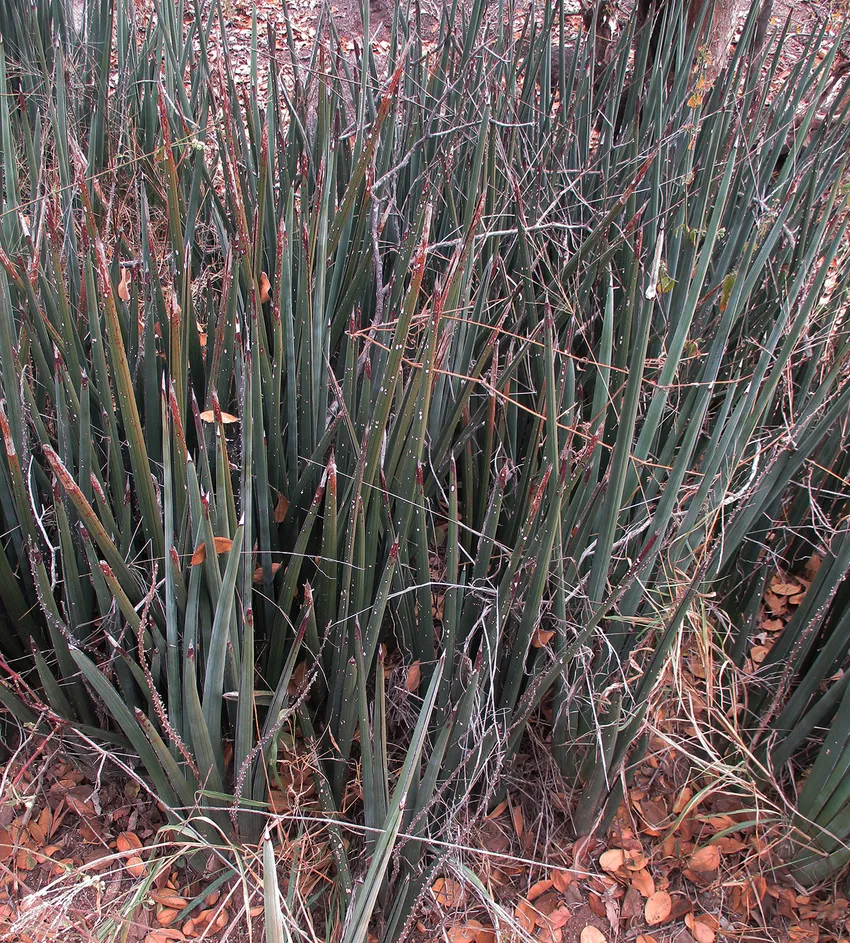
0,0 -> 849,935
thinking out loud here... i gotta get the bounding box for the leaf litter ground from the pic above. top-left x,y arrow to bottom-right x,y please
1,551 -> 847,943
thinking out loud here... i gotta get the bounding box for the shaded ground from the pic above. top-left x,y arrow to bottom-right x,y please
204,0 -> 847,103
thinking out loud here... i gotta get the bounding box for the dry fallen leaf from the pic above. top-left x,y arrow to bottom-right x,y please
432,877 -> 464,908
515,899 -> 536,932
118,267 -> 131,301
117,831 -> 143,853
531,626 -> 556,648
551,869 -> 576,892
145,931 -> 186,943
636,797 -> 668,834
528,879 -> 554,901
580,926 -> 607,943
673,786 -> 693,815
788,924 -> 819,943
406,661 -> 421,692
446,920 -> 492,943
631,868 -> 655,898
624,849 -> 648,871
538,928 -> 563,943
156,908 -> 180,927
198,409 -> 239,424
258,272 -> 271,304
472,921 -> 495,943
126,855 -> 146,878
764,590 -> 788,615
750,644 -> 771,664
151,890 -> 188,909
686,913 -> 717,943
193,907 -> 218,929
288,660 -> 307,696
253,562 -> 283,583
511,804 -> 524,839
645,891 -> 672,925
599,848 -> 626,873
730,876 -> 768,916
621,885 -> 644,920
548,906 -> 572,930
274,493 -> 290,523
15,847 -> 36,870
0,830 -> 14,864
191,536 -> 234,565
688,844 -> 721,872
714,836 -> 747,854
486,799 -> 508,820
448,927 -> 480,943
588,892 -> 606,919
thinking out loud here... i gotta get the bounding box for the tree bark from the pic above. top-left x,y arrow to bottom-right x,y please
636,0 -> 773,73
686,0 -> 758,73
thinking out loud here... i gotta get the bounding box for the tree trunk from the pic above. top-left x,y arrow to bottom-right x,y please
633,0 -> 772,73
686,0 -> 762,73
